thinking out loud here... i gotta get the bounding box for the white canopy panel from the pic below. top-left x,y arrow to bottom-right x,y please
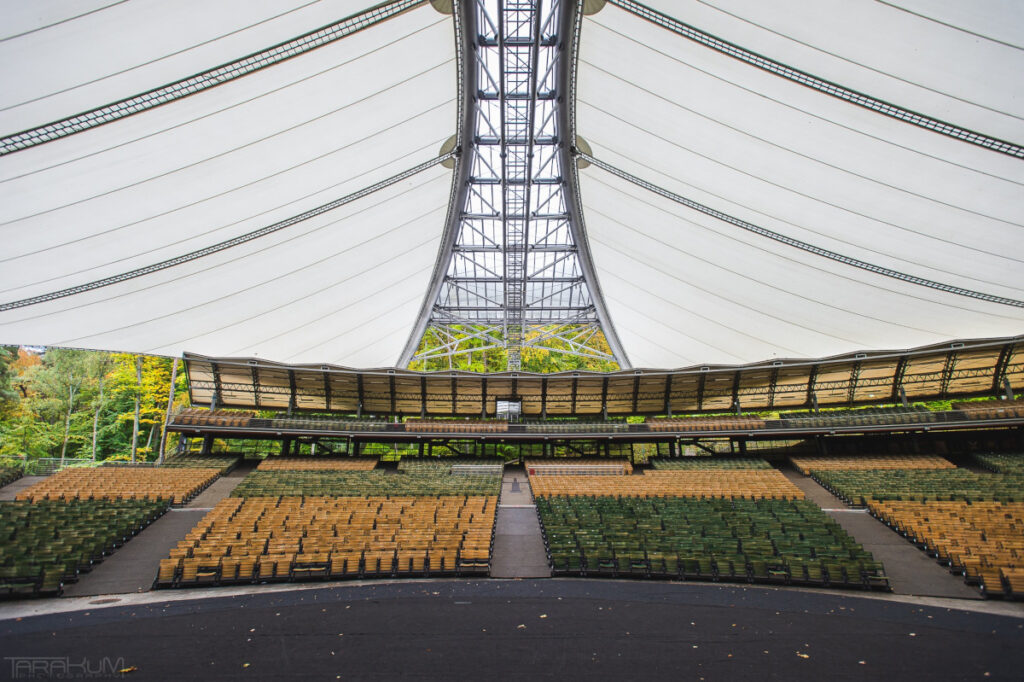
0,1 -> 457,366
576,0 -> 1024,368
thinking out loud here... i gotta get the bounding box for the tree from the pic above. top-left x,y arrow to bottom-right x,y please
109,354 -> 179,462
25,348 -> 92,464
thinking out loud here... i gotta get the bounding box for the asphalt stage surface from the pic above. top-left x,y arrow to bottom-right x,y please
2,580 -> 1022,681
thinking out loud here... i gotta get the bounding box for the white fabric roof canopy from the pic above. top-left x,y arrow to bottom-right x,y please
0,0 -> 457,365
576,0 -> 1024,367
0,0 -> 1021,370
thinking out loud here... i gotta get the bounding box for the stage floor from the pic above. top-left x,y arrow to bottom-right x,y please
2,579 -> 1021,680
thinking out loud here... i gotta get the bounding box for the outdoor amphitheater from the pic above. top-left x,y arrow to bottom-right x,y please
1,0 -> 1023,679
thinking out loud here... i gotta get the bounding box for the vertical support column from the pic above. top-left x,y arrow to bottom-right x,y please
158,357 -> 180,465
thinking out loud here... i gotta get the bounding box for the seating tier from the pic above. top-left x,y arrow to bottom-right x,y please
529,470 -> 803,500
231,471 -> 501,497
789,455 -> 954,476
156,495 -> 497,587
256,457 -> 378,472
538,496 -> 886,590
15,467 -> 220,505
650,457 -> 771,470
0,499 -> 167,598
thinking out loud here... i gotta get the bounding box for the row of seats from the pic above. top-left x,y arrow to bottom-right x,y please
175,409 -> 255,427
155,495 -> 496,587
647,416 -> 765,431
528,470 -> 804,500
869,500 -> 1024,597
650,457 -> 771,470
405,419 -> 508,433
16,467 -> 221,505
397,458 -> 504,473
972,453 -> 1024,474
525,459 -> 633,476
251,417 -> 389,432
537,496 -> 886,589
230,471 -> 502,498
256,457 -> 378,472
954,399 -> 1024,420
776,406 -> 939,428
788,454 -> 954,476
522,422 -> 630,433
810,469 -> 1024,506
162,453 -> 242,474
0,499 -> 167,598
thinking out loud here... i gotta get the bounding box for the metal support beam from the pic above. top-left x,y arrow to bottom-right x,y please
806,364 -> 819,409
250,361 -> 261,410
891,355 -> 909,405
847,360 -> 862,404
323,368 -> 332,412
420,376 -> 428,417
541,377 -> 548,418
632,372 -> 641,413
731,370 -> 741,413
939,352 -> 958,397
992,343 -> 1014,394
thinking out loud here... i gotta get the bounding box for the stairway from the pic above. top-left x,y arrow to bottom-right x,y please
490,466 -> 551,578
781,468 -> 981,599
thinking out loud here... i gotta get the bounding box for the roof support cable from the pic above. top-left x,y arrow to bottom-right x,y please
606,0 -> 1024,159
0,0 -> 427,156
0,152 -> 452,312
579,151 -> 1024,309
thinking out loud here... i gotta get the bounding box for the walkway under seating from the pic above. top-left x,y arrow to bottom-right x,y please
490,467 -> 550,578
185,461 -> 256,508
781,469 -> 980,599
0,476 -> 45,501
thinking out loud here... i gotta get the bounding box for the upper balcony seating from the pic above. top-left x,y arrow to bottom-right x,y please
953,399 -> 1024,420
776,406 -> 939,429
404,419 -> 509,433
647,416 -> 765,432
174,409 -> 255,427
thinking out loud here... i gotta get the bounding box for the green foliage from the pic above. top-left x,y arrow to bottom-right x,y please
409,325 -> 620,373
0,348 -> 187,464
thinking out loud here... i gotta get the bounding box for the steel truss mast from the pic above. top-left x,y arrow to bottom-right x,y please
401,0 -> 629,370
